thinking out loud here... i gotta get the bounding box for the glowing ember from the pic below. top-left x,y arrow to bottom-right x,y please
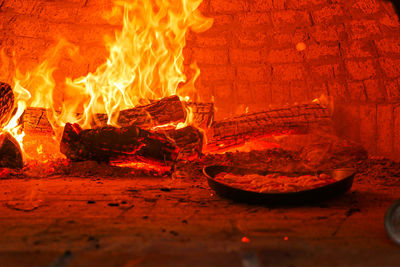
241,236 -> 250,243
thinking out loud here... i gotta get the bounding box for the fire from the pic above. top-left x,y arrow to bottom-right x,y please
3,0 -> 213,146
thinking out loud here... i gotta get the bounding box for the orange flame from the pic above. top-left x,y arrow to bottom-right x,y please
6,0 -> 213,144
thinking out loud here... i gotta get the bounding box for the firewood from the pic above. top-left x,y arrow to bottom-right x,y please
21,95 -> 186,133
60,123 -> 179,165
0,82 -> 15,128
207,103 -> 332,151
185,102 -> 214,129
0,132 -> 23,169
164,126 -> 204,160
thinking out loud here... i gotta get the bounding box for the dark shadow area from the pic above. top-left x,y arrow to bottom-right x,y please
385,0 -> 400,17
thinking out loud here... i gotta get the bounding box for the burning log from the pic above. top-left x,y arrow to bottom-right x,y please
185,102 -> 214,129
60,123 -> 179,165
0,82 -> 15,127
21,95 -> 186,133
0,132 -> 23,169
164,126 -> 204,160
207,103 -> 331,151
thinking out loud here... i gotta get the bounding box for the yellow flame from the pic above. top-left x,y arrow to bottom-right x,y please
5,0 -> 212,143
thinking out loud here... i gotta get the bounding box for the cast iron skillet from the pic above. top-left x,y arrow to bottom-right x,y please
203,166 -> 356,205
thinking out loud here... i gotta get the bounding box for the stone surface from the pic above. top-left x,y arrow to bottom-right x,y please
0,163 -> 398,266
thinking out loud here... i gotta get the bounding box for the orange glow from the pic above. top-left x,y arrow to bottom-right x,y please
4,0 -> 213,150
241,236 -> 250,243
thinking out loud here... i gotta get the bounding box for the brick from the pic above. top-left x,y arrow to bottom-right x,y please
237,65 -> 271,82
346,59 -> 377,80
394,105 -> 400,156
193,35 -> 227,48
236,82 -> 257,105
182,47 -> 192,62
192,48 -> 228,65
385,79 -> 400,102
341,40 -> 376,59
359,104 -> 377,154
236,30 -> 268,47
235,12 -> 271,27
213,82 -> 232,99
77,6 -> 109,24
348,0 -> 380,18
210,0 -> 249,14
364,79 -> 386,102
377,104 -> 394,156
309,63 -> 340,80
11,36 -> 50,59
271,10 -> 311,30
11,16 -> 50,38
286,0 -> 328,9
210,15 -> 234,27
200,66 -> 235,82
270,81 -> 291,106
308,82 -> 328,101
379,57 -> 400,78
327,81 -> 349,101
332,103 -> 360,142
249,0 -> 273,11
1,0 -> 36,14
270,31 -> 308,49
305,43 -> 340,60
347,20 -> 381,40
272,63 -> 304,81
379,14 -> 400,29
289,80 -> 309,103
309,24 -> 345,43
311,4 -> 344,24
375,38 -> 400,56
263,48 -> 303,64
229,49 -> 261,65
252,83 -> 272,105
348,81 -> 367,102
38,2 -> 79,22
213,83 -> 235,118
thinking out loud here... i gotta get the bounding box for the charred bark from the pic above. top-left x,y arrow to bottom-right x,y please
0,82 -> 15,128
164,126 -> 204,160
21,95 -> 186,133
60,123 -> 180,165
185,102 -> 214,129
208,103 -> 331,151
0,132 -> 23,169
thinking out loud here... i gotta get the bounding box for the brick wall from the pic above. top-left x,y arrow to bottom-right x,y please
1,0 -> 400,159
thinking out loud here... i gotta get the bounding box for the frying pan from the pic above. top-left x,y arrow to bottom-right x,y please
203,165 -> 355,205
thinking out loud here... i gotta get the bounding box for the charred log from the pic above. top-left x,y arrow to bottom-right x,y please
185,102 -> 214,129
60,123 -> 180,165
164,126 -> 204,160
0,82 -> 15,128
208,103 -> 331,151
0,132 -> 23,169
22,95 -> 186,133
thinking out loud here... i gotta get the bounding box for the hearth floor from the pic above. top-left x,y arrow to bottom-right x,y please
0,171 -> 399,267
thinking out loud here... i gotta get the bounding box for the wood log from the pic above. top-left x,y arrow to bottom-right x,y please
185,102 -> 214,129
21,95 -> 186,133
0,132 -> 23,169
60,123 -> 180,165
164,126 -> 204,160
0,82 -> 15,128
207,103 -> 332,152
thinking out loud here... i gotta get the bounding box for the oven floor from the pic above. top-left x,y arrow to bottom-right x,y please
0,169 -> 399,266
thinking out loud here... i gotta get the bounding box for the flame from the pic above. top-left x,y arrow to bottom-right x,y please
6,0 -> 212,142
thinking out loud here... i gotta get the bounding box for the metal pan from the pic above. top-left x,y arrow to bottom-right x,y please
203,165 -> 355,205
